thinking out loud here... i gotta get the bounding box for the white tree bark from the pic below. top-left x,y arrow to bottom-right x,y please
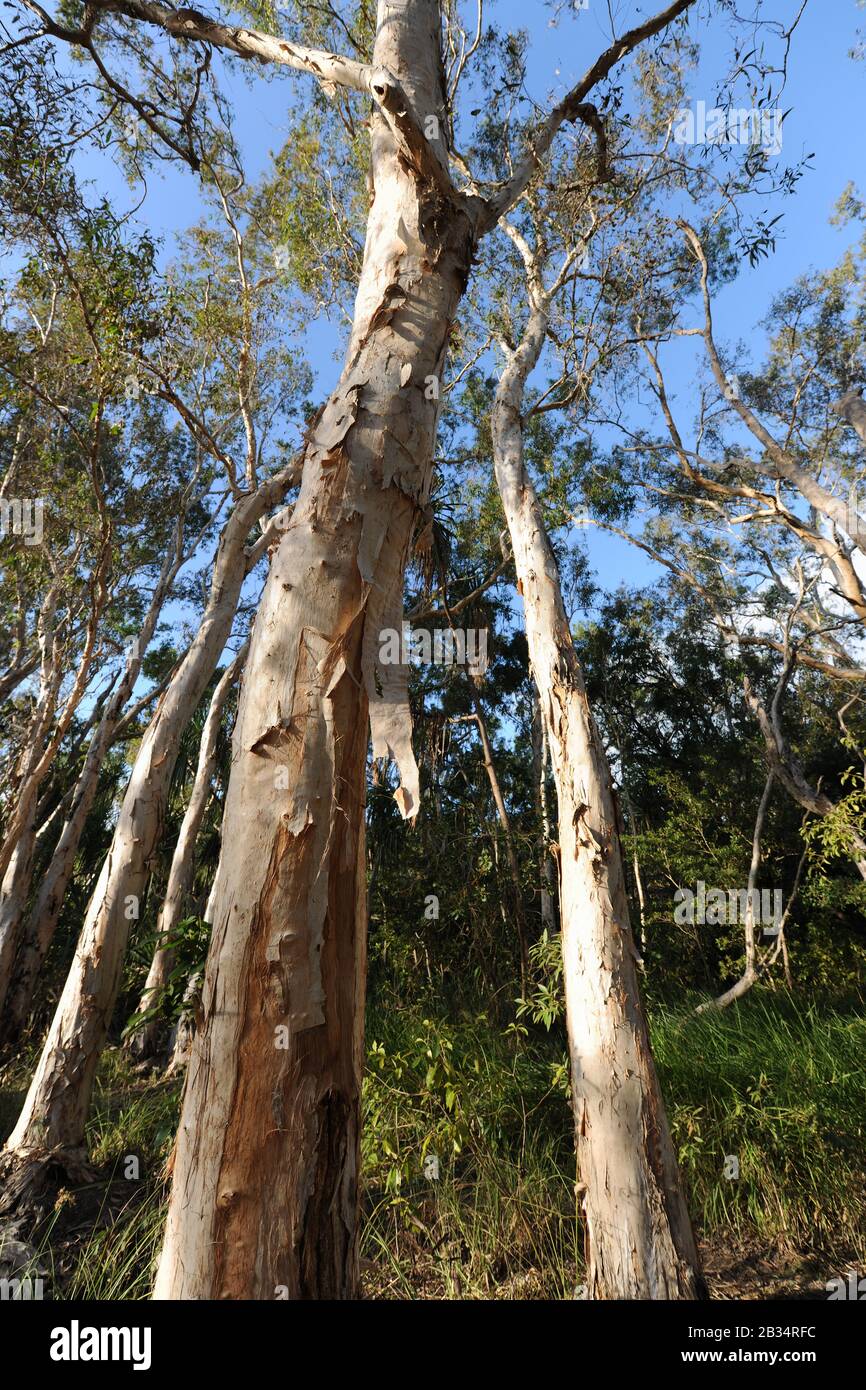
127,639 -> 249,1059
0,528 -> 186,1038
492,276 -> 704,1297
15,0 -> 698,1297
831,388 -> 866,445
0,581 -> 64,1009
152,0 -> 479,1301
0,536 -> 109,886
0,816 -> 39,1018
2,466 -> 296,1170
696,772 -> 773,1013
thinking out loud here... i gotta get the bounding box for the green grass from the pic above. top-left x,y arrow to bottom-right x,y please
361,1007 -> 577,1298
1,991 -> 862,1298
653,996 -> 866,1254
63,1188 -> 167,1300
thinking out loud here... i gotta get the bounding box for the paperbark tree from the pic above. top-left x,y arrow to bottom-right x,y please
1,512 -> 194,1038
1,461 -> 298,1190
153,0 -> 700,1304
153,2 -> 479,1303
10,0 -> 701,1298
0,529 -> 111,1011
1,107 -> 307,1189
632,223 -> 866,629
490,231 -> 705,1297
127,638 -> 249,1060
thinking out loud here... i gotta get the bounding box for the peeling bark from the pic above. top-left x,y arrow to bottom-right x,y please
2,469 -> 295,1171
128,640 -> 248,1060
12,0 -> 699,1300
153,0 -> 477,1299
492,290 -> 704,1298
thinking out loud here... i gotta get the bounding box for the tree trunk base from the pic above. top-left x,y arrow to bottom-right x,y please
125,1018 -> 169,1065
0,1146 -> 96,1229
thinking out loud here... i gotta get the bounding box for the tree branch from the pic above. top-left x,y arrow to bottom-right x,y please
94,0 -> 372,91
479,0 -> 697,230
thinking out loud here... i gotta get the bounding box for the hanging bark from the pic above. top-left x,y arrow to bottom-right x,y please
18,0 -> 698,1297
127,640 -> 249,1061
147,0 -> 698,1301
491,258 -> 704,1297
153,2 -> 479,1301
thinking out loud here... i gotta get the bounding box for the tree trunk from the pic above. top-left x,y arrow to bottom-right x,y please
492,298 -> 704,1299
618,769 -> 647,962
0,582 -> 64,1013
453,710 -> 529,992
0,808 -> 39,1018
127,640 -> 248,1060
696,771 -> 772,1013
531,692 -> 558,932
745,669 -> 866,879
153,0 -> 475,1300
1,534 -> 185,1039
164,970 -> 202,1078
1,472 -> 293,1179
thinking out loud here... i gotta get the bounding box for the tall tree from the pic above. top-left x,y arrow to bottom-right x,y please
6,0 -> 754,1299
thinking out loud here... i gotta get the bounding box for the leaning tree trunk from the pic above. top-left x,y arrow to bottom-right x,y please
492,299 -> 705,1299
127,640 -> 248,1060
696,771 -> 773,1014
153,3 -> 475,1301
0,585 -> 63,1010
0,807 -> 39,1018
1,471 -> 294,1185
1,534 -> 185,1039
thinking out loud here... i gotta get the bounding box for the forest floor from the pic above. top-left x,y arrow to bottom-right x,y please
0,991 -> 863,1300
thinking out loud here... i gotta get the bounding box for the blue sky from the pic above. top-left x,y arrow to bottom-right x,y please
65,0 -> 865,615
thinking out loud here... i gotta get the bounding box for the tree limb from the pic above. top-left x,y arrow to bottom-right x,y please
479,0 -> 697,230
